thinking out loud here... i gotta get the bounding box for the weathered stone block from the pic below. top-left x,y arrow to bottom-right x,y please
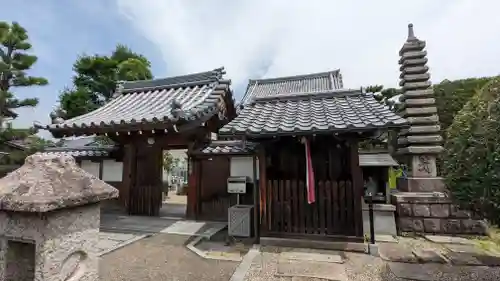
423,218 -> 441,233
461,219 -> 488,235
412,204 -> 430,217
397,177 -> 446,192
398,203 -> 413,216
430,204 -> 450,218
398,218 -> 414,232
442,219 -> 461,234
412,219 -> 424,232
450,205 -> 471,219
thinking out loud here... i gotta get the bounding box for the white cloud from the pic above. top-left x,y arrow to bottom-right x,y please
116,0 -> 500,96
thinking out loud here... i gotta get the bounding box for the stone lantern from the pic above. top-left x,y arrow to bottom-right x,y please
0,154 -> 118,281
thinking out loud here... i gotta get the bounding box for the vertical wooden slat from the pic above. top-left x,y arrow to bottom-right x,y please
279,180 -> 285,232
272,180 -> 280,232
349,141 -> 364,237
318,181 -> 326,234
332,181 -> 340,234
298,181 -> 306,233
267,180 -> 273,233
284,180 -> 291,232
345,180 -> 354,235
291,180 -> 299,232
325,181 -> 333,234
339,180 -> 346,231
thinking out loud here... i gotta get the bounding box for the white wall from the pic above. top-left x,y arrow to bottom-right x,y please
102,160 -> 123,182
81,160 -> 100,178
230,156 -> 255,181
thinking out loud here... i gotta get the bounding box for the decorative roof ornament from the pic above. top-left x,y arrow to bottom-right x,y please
112,81 -> 125,99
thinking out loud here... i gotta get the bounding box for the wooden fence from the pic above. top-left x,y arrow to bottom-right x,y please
262,179 -> 361,238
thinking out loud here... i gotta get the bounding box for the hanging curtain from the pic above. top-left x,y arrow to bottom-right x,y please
301,137 -> 316,204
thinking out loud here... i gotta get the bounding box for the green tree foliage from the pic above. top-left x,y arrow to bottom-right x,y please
56,44 -> 153,119
434,77 -> 494,133
0,21 -> 48,125
443,78 -> 500,225
163,151 -> 176,172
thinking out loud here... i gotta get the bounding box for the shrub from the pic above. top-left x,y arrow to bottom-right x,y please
443,78 -> 500,225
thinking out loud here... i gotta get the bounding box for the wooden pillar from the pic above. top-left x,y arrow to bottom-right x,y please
252,154 -> 260,243
258,147 -> 268,234
186,156 -> 200,219
121,144 -> 135,211
349,140 -> 364,237
128,141 -> 163,216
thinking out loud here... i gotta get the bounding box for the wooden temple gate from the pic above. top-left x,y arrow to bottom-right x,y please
41,68 -> 237,216
259,137 -> 364,239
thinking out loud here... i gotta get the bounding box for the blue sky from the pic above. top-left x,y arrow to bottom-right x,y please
0,0 -> 164,133
2,0 -> 500,139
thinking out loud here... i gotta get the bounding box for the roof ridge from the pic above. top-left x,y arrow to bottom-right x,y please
248,69 -> 340,84
120,67 -> 227,93
251,88 -> 363,103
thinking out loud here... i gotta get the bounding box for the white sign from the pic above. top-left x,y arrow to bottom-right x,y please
227,177 -> 247,194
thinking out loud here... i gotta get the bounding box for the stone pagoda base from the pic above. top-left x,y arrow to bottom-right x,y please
391,191 -> 488,235
397,177 -> 446,192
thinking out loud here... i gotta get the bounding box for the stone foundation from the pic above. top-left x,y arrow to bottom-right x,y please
397,177 -> 446,192
391,192 -> 488,235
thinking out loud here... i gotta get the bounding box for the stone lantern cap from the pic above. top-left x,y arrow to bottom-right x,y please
0,153 -> 118,212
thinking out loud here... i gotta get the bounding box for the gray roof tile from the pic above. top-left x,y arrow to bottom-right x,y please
221,90 -> 407,136
240,70 -> 342,105
193,140 -> 258,155
45,68 -> 230,131
42,145 -> 117,158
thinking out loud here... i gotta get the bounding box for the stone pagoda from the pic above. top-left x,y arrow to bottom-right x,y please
391,24 -> 487,235
397,23 -> 444,192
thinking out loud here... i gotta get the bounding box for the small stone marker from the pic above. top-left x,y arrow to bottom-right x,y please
0,154 -> 118,281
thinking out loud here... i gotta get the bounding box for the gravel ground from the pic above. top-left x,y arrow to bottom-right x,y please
100,233 -> 239,281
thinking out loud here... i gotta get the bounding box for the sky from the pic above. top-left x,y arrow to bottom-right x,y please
1,0 -> 500,139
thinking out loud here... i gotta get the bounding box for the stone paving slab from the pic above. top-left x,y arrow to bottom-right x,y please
389,262 -> 500,281
279,251 -> 344,263
413,249 -> 446,264
98,231 -> 148,256
444,252 -> 482,266
378,243 -> 418,263
446,244 -> 478,253
425,235 -> 473,245
160,220 -> 227,238
277,259 -> 347,281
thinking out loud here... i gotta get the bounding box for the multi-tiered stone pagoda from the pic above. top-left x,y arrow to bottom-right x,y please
398,23 -> 443,184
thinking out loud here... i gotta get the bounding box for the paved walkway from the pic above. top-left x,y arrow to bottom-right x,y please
100,233 -> 239,281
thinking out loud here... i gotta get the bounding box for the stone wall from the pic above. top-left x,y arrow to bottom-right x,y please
392,193 -> 488,235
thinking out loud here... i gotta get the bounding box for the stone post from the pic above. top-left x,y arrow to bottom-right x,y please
0,154 -> 118,281
397,23 -> 445,192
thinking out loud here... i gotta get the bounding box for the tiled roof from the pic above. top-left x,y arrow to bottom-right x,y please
240,70 -> 342,105
359,153 -> 399,167
42,146 -> 117,158
220,90 -> 408,136
44,67 -> 231,132
192,140 -> 259,155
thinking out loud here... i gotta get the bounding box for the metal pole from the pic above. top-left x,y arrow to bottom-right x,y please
368,195 -> 375,245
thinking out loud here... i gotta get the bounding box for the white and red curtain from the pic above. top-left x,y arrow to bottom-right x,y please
301,137 -> 316,204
